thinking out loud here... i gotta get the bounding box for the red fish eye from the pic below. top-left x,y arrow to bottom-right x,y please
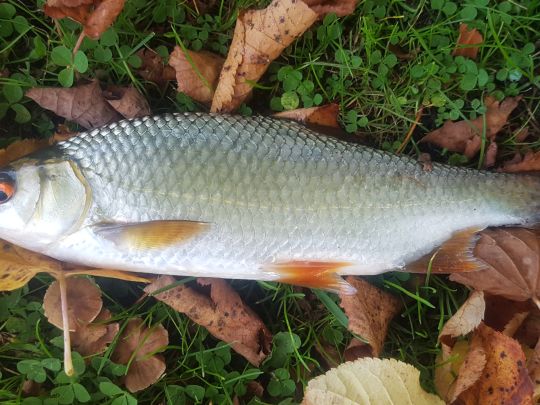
0,172 -> 15,204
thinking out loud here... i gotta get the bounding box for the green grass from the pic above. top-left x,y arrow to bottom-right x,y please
0,0 -> 539,403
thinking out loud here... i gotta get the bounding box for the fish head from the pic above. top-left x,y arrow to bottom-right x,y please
0,157 -> 90,252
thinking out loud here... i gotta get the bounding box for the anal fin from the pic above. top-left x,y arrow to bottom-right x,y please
406,227 -> 487,274
264,261 -> 357,295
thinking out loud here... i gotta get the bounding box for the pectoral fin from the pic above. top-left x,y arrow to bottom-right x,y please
406,227 -> 487,274
264,260 -> 357,295
94,220 -> 210,251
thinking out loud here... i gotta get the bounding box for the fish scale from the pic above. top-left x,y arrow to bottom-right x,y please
0,113 -> 539,289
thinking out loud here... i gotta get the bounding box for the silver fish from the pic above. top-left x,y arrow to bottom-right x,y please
0,113 -> 538,292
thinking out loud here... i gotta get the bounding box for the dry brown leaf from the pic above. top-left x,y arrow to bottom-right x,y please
44,0 -> 125,39
528,338 -> 540,401
502,150 -> 540,173
450,228 -> 540,304
339,276 -> 401,357
145,275 -> 272,366
168,47 -> 224,104
449,339 -> 486,402
458,323 -> 534,404
26,81 -> 121,129
302,0 -> 358,17
484,295 -> 532,334
439,290 -> 485,348
0,139 -> 52,171
103,86 -> 151,119
211,0 -> 318,112
136,49 -> 176,85
516,311 -> 540,347
453,23 -> 483,59
83,0 -> 125,39
274,104 -> 340,128
483,141 -> 497,168
112,318 -> 168,392
420,96 -> 521,158
71,308 -> 119,356
43,277 -> 102,331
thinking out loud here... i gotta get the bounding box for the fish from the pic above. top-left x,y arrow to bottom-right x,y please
0,113 -> 538,293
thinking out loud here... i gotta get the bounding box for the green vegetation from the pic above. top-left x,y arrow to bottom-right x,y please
0,0 -> 539,404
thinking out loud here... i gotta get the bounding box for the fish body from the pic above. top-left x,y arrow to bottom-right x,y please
0,113 -> 538,290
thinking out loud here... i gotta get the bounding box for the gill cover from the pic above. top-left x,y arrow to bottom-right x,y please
0,158 -> 90,250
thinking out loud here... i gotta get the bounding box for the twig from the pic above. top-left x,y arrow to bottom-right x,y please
396,106 -> 424,154
58,274 -> 74,376
73,31 -> 85,55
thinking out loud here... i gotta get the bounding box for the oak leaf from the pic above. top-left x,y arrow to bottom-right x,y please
453,23 -> 483,59
451,228 -> 540,305
339,276 -> 401,358
210,0 -> 318,112
274,104 -> 340,128
145,275 -> 272,366
27,81 -> 121,129
168,47 -> 224,104
420,96 -> 521,158
302,358 -> 444,405
112,318 -> 168,392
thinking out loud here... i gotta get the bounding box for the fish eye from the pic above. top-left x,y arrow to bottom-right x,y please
0,171 -> 15,204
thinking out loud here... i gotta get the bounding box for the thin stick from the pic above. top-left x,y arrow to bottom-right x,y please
73,31 -> 85,55
533,296 -> 540,313
396,106 -> 424,154
58,274 -> 74,376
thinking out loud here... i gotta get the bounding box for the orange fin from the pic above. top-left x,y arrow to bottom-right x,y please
264,261 -> 357,295
406,227 -> 487,274
95,220 -> 210,251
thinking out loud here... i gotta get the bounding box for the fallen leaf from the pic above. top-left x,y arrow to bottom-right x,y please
516,311 -> 540,347
502,150 -> 540,173
211,0 -> 318,112
453,23 -> 483,59
83,0 -> 125,39
448,339 -> 486,402
458,323 -> 533,404
103,86 -> 151,119
274,104 -> 340,128
420,96 -> 521,158
27,81 -> 121,129
144,275 -> 272,366
439,290 -> 485,348
44,0 -> 125,40
483,141 -> 497,168
137,49 -> 176,85
450,228 -> 540,305
302,0 -> 358,17
71,308 -> 119,356
168,47 -> 225,104
483,295 -> 532,335
339,276 -> 401,358
112,318 -> 168,392
0,139 -> 52,168
302,357 -> 444,405
528,338 -> 540,401
43,277 -> 102,331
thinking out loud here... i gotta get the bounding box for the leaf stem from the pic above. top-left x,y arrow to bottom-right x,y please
57,273 -> 74,376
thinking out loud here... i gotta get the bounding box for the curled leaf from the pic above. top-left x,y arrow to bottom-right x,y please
453,23 -> 483,59
145,276 -> 272,366
339,276 -> 401,358
83,0 -> 126,39
169,47 -> 224,104
303,0 -> 358,17
43,277 -> 102,331
112,318 -> 168,392
211,0 -> 318,112
274,104 -> 340,128
420,96 -> 521,158
439,290 -> 485,347
302,357 -> 444,404
26,81 -> 121,129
